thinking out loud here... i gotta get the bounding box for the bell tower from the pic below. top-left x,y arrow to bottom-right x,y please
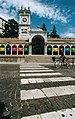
19,7 -> 31,39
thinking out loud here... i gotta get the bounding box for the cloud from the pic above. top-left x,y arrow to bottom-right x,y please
0,0 -> 19,20
0,0 -> 70,23
68,28 -> 75,32
61,27 -> 75,38
61,32 -> 75,38
0,12 -> 13,20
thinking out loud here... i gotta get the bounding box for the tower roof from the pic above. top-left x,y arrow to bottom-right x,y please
19,7 -> 31,15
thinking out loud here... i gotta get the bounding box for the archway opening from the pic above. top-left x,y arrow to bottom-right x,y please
6,45 -> 11,55
47,45 -> 52,55
53,45 -> 58,55
18,45 -> 23,55
65,45 -> 70,55
71,46 -> 75,55
24,45 -> 29,55
32,35 -> 44,55
12,45 -> 17,55
59,46 -> 64,55
0,45 -> 5,55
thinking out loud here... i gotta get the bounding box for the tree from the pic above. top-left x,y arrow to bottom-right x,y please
3,19 -> 18,38
41,23 -> 47,31
0,33 -> 3,38
50,25 -> 60,38
41,23 -> 50,38
47,31 -> 50,38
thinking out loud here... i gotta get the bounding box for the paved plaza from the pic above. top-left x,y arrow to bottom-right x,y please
0,63 -> 75,119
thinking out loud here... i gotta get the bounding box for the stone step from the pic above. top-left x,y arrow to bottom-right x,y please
19,55 -> 52,63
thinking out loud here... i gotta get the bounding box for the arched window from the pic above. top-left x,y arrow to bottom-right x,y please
65,45 -> 70,55
0,45 -> 5,55
6,45 -> 11,55
59,46 -> 64,55
71,46 -> 75,55
18,45 -> 23,55
24,45 -> 29,55
12,45 -> 17,55
53,45 -> 58,55
47,45 -> 52,55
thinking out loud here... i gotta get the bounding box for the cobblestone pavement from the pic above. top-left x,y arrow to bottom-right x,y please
0,64 -> 21,119
0,63 -> 75,119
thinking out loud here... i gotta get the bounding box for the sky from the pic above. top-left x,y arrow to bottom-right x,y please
0,0 -> 75,38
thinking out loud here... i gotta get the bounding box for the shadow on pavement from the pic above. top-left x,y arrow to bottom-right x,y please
0,102 -> 11,119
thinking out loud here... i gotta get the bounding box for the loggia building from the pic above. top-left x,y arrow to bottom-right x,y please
0,7 -> 75,61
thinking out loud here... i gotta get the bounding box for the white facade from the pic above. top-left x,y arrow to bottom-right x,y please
0,17 -> 6,34
19,7 -> 31,39
19,7 -> 47,55
19,7 -> 47,42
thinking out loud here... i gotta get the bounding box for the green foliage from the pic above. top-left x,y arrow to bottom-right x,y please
41,23 -> 47,31
0,33 -> 3,38
41,24 -> 60,38
50,25 -> 60,38
41,23 -> 50,38
3,19 -> 18,38
47,31 -> 50,37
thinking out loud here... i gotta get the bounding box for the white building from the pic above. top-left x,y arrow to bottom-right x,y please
19,7 -> 47,55
0,17 -> 6,34
0,7 -> 75,60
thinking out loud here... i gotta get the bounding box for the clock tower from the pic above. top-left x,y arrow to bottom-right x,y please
19,7 -> 31,39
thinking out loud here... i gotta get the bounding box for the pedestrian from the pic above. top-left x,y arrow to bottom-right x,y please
60,49 -> 65,64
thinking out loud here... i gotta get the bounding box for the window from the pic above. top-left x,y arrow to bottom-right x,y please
6,45 -> 11,55
12,45 -> 17,55
18,45 -> 23,55
47,46 -> 52,55
65,45 -> 70,55
71,46 -> 75,55
53,45 -> 58,55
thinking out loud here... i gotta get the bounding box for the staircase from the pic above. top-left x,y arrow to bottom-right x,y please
17,55 -> 52,63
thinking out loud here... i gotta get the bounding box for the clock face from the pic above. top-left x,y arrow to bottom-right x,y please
22,17 -> 27,22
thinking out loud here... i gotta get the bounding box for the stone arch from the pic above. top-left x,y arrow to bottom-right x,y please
6,44 -> 11,55
47,45 -> 52,55
71,45 -> 75,55
18,45 -> 23,55
32,35 -> 44,55
12,45 -> 17,55
65,45 -> 70,55
0,45 -> 5,55
53,45 -> 58,55
59,45 -> 64,55
24,45 -> 29,55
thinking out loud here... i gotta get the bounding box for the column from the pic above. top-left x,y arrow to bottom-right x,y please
29,43 -> 32,55
44,43 -> 47,55
5,45 -> 6,55
23,45 -> 24,56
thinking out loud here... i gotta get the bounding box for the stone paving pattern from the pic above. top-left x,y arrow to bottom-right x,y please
0,64 -> 21,119
20,63 -> 75,119
0,63 -> 75,118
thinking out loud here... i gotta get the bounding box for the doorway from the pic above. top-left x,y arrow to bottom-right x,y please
32,35 -> 44,55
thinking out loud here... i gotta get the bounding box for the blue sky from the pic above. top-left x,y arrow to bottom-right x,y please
0,0 -> 75,38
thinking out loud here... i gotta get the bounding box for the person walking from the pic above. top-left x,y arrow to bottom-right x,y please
60,49 -> 65,64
